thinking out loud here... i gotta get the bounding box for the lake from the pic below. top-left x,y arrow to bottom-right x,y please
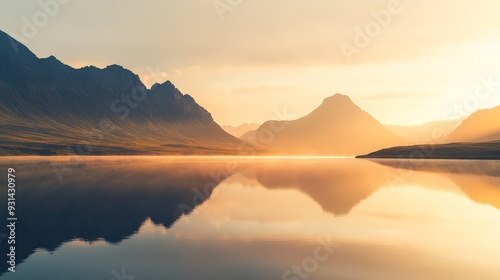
0,156 -> 499,280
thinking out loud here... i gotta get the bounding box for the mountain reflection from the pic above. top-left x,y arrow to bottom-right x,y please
245,159 -> 389,215
0,157 -> 233,274
1,157 -> 499,275
370,159 -> 500,210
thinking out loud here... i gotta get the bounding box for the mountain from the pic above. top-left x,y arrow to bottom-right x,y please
222,122 -> 260,138
447,105 -> 500,142
0,30 -> 247,155
240,128 -> 259,142
357,140 -> 500,160
386,119 -> 463,143
242,94 -> 407,155
355,105 -> 500,159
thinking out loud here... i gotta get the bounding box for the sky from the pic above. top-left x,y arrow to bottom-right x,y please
1,0 -> 500,126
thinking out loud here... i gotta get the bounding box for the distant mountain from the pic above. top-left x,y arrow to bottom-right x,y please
222,122 -> 260,138
0,30 -> 247,155
447,105 -> 500,142
386,119 -> 462,143
243,94 -> 407,155
357,140 -> 500,160
240,128 -> 259,142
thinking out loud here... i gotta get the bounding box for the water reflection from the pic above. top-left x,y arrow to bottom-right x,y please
371,159 -> 500,209
0,157 -> 499,279
0,157 -> 233,275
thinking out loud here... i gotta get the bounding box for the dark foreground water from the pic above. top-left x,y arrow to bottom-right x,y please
0,156 -> 499,280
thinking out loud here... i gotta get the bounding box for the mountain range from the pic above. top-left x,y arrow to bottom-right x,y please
0,30 -> 247,155
1,27 -> 499,157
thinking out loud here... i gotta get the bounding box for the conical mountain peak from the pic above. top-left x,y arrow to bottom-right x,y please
319,93 -> 357,109
326,93 -> 353,102
246,93 -> 406,155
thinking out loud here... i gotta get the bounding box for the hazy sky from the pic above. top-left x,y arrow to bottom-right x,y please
1,0 -> 500,126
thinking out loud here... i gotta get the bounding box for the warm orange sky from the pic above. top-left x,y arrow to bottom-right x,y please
2,0 -> 500,126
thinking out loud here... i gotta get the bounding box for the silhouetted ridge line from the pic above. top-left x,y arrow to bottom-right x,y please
0,29 -> 249,155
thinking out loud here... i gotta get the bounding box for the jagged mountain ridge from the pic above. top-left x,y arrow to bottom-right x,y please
0,30 -> 246,155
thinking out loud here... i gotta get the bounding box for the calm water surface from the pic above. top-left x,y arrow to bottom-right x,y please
0,157 -> 499,280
